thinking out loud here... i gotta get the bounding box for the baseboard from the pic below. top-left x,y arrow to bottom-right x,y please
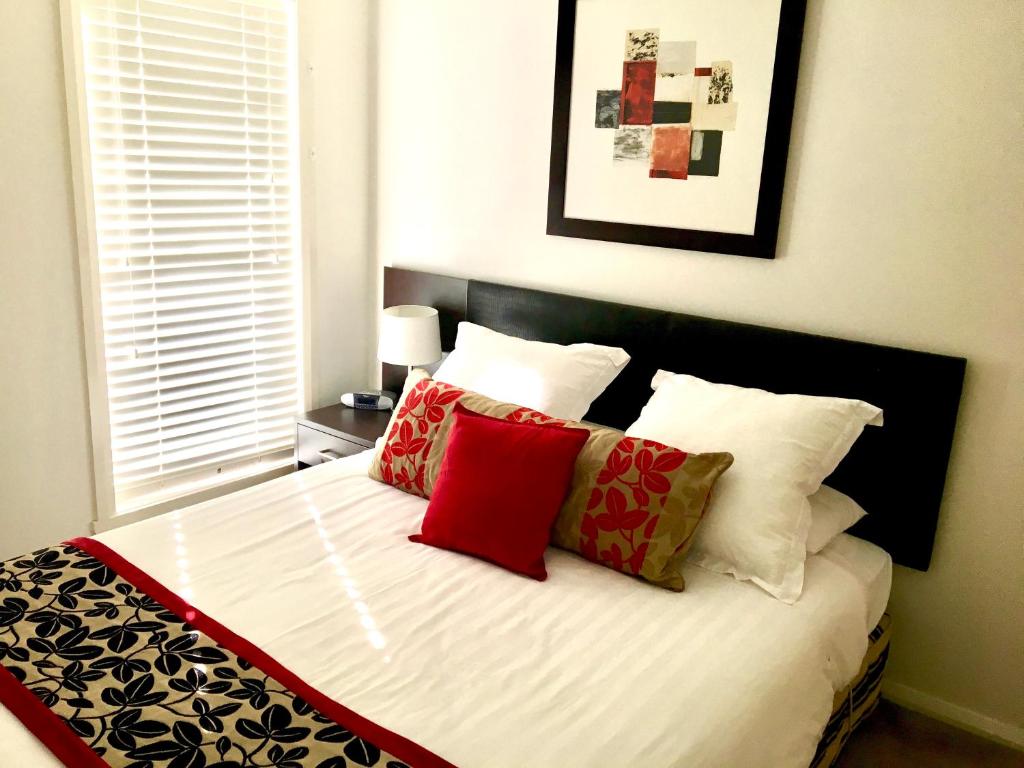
882,681 -> 1024,751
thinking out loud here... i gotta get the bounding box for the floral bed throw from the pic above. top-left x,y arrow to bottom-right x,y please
0,539 -> 453,768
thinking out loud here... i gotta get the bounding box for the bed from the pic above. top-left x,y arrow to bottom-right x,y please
0,268 -> 964,767
3,450 -> 891,767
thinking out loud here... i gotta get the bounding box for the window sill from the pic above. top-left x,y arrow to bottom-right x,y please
92,458 -> 295,534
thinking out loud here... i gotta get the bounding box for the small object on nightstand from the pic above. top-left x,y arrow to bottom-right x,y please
295,403 -> 391,470
340,390 -> 396,411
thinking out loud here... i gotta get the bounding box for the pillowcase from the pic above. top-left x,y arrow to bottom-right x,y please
806,485 -> 867,554
409,403 -> 588,580
432,321 -> 630,421
510,409 -> 733,591
626,371 -> 882,603
370,371 -> 734,590
369,370 -> 467,498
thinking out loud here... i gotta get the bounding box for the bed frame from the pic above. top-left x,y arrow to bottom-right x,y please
382,267 -> 965,571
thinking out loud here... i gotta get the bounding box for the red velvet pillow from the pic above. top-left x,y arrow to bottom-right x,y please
409,402 -> 589,580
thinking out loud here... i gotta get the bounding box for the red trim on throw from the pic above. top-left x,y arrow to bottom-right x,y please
0,662 -> 108,768
65,537 -> 456,768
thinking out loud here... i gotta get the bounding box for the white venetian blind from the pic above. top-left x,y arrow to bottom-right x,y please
75,0 -> 302,513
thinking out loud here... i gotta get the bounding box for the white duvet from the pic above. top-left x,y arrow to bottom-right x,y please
2,450 -> 890,768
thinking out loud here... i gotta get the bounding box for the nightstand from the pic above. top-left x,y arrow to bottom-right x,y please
295,403 -> 392,469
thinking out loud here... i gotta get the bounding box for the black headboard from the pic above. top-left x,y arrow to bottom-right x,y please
382,267 -> 966,571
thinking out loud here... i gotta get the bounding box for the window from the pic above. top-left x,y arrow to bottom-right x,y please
62,0 -> 304,519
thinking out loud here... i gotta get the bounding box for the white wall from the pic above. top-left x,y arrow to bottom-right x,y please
0,0 -> 373,558
299,0 -> 376,408
0,0 -> 95,558
377,0 -> 1024,739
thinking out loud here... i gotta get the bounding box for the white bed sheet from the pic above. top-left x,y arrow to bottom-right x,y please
2,451 -> 891,768
818,531 -> 892,633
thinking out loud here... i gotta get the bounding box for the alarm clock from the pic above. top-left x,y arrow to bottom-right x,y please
340,390 -> 397,411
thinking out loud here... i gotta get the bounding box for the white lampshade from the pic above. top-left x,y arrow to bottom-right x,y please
377,305 -> 442,367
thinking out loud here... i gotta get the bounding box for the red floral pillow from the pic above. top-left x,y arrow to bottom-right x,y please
374,376 -> 465,496
509,408 -> 733,591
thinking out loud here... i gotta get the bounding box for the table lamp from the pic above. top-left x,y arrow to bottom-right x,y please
340,305 -> 442,411
377,304 -> 442,375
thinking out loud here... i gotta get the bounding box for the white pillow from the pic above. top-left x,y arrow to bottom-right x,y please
432,322 -> 630,421
626,371 -> 882,603
807,485 -> 867,554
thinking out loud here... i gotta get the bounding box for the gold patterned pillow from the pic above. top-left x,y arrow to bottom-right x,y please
369,370 -> 733,590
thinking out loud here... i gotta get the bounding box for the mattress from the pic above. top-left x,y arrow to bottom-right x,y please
1,450 -> 892,768
813,614 -> 892,768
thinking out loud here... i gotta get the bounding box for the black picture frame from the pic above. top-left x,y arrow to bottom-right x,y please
546,0 -> 808,260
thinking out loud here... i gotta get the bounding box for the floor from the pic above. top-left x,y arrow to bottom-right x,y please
837,700 -> 1024,767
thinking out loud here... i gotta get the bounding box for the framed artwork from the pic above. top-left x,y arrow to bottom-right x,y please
547,0 -> 807,259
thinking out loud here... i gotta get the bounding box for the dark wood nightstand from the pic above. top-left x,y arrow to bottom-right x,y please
295,403 -> 392,469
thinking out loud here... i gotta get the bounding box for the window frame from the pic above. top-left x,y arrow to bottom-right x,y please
59,0 -> 312,530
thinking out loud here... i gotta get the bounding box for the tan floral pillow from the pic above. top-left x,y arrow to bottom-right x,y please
369,371 -> 733,590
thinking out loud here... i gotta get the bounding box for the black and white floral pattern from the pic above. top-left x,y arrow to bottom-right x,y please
0,544 -> 414,768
